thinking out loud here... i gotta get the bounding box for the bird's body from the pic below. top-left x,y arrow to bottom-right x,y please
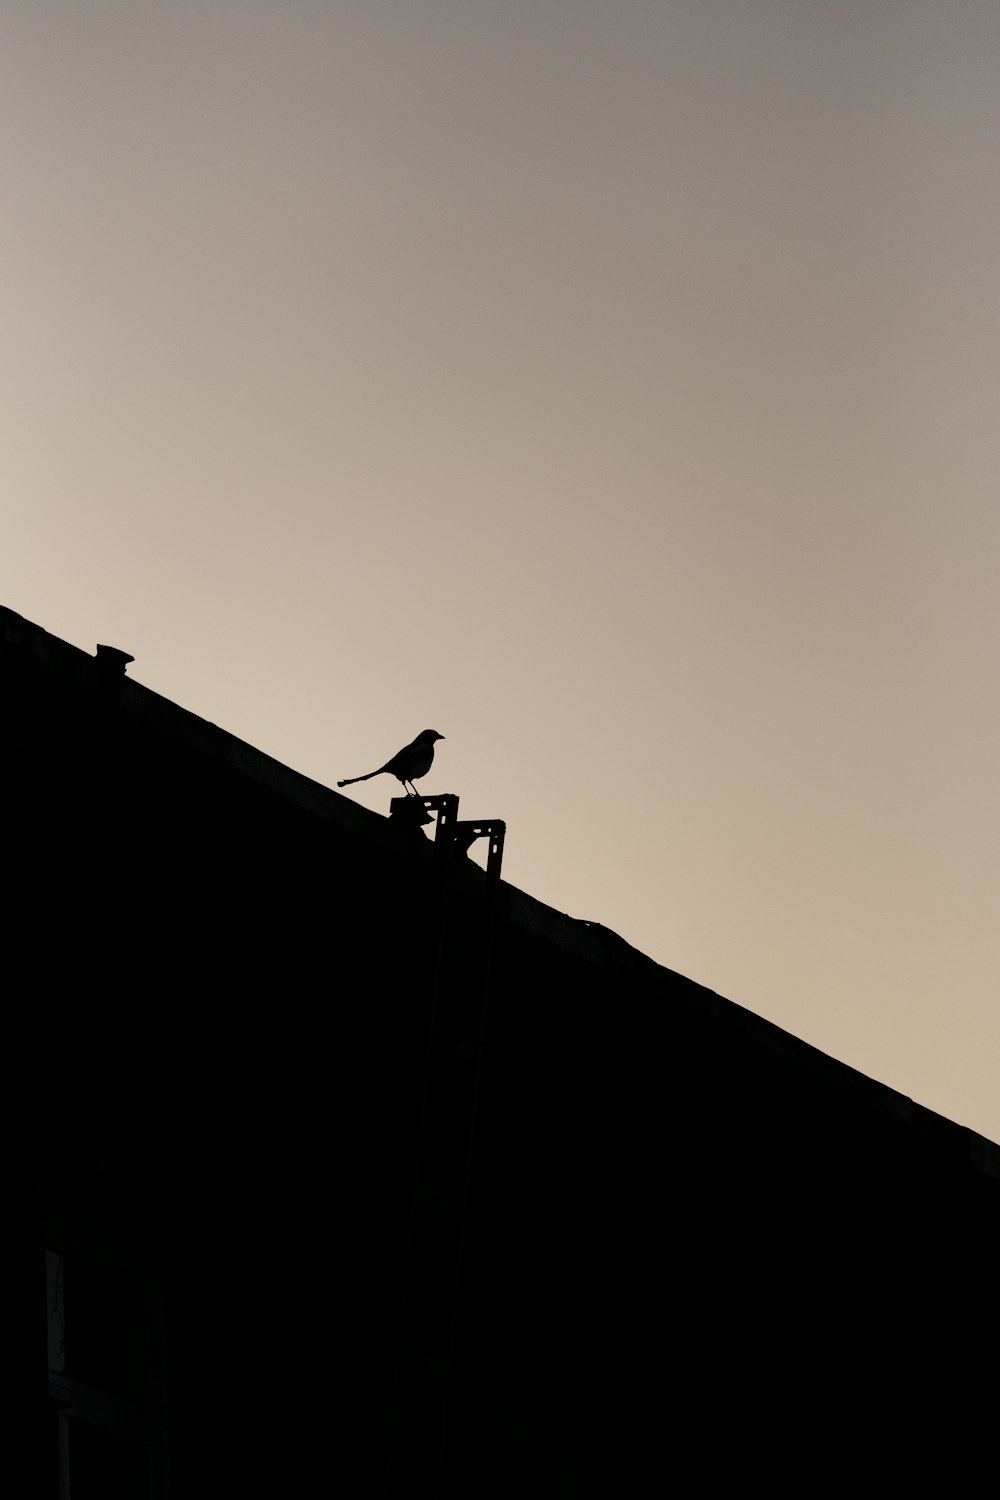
337,729 -> 444,797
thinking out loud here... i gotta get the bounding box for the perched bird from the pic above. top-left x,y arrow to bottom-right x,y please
337,729 -> 444,797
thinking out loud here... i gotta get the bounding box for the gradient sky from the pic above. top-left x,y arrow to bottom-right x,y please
5,2 -> 998,1142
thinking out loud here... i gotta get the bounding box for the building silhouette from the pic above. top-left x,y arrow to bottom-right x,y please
2,603 -> 998,1497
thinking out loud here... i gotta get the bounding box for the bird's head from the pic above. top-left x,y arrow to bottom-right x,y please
418,729 -> 444,744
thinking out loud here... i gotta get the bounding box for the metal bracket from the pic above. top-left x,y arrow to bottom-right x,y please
452,818 -> 506,889
390,793 -> 505,886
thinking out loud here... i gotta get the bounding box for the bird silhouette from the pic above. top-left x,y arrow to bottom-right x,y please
337,729 -> 444,797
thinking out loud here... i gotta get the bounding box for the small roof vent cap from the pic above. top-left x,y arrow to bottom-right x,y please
94,644 -> 135,674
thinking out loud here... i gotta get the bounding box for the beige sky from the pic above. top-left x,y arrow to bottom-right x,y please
5,1 -> 998,1141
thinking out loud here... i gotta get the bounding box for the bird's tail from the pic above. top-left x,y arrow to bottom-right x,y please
336,770 -> 379,788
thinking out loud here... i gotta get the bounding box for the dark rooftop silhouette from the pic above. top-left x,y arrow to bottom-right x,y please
2,602 -> 997,1498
